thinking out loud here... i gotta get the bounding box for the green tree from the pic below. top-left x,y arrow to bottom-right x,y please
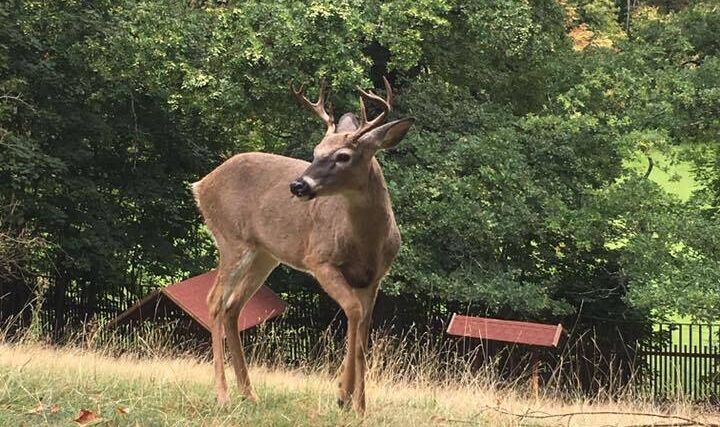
2,0 -> 719,343
1,1 -> 215,334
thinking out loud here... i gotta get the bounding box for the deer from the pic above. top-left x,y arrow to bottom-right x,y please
191,76 -> 413,414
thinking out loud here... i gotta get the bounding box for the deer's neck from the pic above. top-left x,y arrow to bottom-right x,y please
343,158 -> 393,231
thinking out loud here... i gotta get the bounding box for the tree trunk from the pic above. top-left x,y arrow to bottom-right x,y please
53,274 -> 68,341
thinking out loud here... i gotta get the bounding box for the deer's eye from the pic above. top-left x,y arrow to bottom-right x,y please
335,152 -> 351,163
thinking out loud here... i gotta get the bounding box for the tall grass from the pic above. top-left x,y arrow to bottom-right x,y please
2,321 -> 718,426
3,300 -> 718,425
0,313 -> 666,403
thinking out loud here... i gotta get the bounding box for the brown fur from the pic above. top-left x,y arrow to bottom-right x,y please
192,81 -> 413,414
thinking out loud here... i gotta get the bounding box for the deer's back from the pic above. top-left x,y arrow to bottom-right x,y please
193,153 -> 330,268
193,152 -> 399,280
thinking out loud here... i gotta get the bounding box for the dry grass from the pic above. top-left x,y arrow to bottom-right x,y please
1,342 -> 718,426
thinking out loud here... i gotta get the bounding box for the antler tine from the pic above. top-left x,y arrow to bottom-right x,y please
290,79 -> 335,134
383,76 -> 393,109
358,96 -> 368,126
353,76 -> 393,140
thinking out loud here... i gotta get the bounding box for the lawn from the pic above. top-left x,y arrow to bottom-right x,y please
1,343 -> 717,427
630,148 -> 708,330
628,149 -> 698,201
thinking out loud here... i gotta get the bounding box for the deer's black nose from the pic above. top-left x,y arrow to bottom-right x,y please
290,179 -> 310,197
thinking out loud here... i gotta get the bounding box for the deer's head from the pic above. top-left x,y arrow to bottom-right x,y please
289,78 -> 413,200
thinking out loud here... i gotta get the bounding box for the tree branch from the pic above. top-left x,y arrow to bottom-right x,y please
480,405 -> 719,427
0,94 -> 36,112
643,155 -> 654,179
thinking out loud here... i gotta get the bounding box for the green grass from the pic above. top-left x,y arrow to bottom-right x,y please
654,317 -> 719,349
1,371 -> 337,427
3,343 -> 716,427
0,344 -> 469,426
631,149 -> 719,396
628,149 -> 697,201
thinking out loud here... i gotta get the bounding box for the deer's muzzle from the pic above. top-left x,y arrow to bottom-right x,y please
289,178 -> 316,200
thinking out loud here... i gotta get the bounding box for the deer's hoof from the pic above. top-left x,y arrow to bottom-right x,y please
216,393 -> 230,406
337,398 -> 352,410
337,387 -> 352,410
241,390 -> 259,404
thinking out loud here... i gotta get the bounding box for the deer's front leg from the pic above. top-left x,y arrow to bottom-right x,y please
352,288 -> 378,414
338,299 -> 376,410
309,264 -> 365,411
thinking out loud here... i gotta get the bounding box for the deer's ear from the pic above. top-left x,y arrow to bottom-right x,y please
359,118 -> 415,150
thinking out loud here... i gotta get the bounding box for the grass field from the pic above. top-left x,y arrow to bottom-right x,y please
630,150 -> 698,201
1,343 -> 719,427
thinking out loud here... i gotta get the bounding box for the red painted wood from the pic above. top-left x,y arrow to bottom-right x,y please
161,270 -> 287,332
446,314 -> 563,347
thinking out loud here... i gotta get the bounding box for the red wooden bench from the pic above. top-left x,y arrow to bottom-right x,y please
446,314 -> 563,347
446,314 -> 564,395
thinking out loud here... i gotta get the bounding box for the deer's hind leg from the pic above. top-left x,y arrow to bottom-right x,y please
208,265 -> 231,404
222,249 -> 278,402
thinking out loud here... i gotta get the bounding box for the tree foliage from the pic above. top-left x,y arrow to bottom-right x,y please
1,0 -> 719,336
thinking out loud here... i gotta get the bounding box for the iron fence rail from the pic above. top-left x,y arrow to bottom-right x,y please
640,323 -> 720,402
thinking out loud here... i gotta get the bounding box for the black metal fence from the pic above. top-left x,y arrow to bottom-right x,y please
3,278 -> 720,404
639,323 -> 720,402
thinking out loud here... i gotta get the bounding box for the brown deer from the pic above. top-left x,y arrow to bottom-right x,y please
191,77 -> 413,413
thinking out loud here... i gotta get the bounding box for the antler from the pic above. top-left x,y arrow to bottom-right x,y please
291,79 -> 335,135
354,76 -> 393,140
